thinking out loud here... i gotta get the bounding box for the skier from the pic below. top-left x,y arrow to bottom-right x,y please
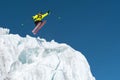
32,11 -> 50,26
32,10 -> 50,34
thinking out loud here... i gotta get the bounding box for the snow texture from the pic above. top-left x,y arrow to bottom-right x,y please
0,27 -> 9,35
0,27 -> 95,80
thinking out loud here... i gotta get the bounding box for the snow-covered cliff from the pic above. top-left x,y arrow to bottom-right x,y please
0,27 -> 95,80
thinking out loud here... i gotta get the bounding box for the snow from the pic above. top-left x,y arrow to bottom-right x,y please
0,27 -> 9,35
0,27 -> 95,80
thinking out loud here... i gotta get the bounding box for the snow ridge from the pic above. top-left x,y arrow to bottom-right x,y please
0,27 -> 9,35
0,27 -> 95,80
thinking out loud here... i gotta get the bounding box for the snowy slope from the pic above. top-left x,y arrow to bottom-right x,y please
0,27 -> 95,80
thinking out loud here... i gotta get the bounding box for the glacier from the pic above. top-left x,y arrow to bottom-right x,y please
0,27 -> 95,80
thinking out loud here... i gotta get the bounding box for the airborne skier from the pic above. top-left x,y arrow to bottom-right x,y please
32,11 -> 50,34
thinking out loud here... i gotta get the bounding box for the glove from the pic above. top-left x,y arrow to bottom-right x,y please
47,10 -> 51,15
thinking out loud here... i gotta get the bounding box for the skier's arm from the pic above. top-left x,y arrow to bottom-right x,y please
32,15 -> 38,20
42,12 -> 49,19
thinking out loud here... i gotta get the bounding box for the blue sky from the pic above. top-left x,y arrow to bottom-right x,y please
0,0 -> 120,80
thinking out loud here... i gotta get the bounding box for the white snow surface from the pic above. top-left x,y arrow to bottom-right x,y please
0,27 -> 95,80
0,27 -> 9,35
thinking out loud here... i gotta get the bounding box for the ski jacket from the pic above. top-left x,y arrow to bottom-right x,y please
32,12 -> 49,22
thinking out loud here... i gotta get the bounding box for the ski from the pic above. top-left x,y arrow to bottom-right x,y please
32,20 -> 47,35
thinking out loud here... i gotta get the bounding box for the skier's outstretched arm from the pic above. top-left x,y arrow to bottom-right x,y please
42,11 -> 50,19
